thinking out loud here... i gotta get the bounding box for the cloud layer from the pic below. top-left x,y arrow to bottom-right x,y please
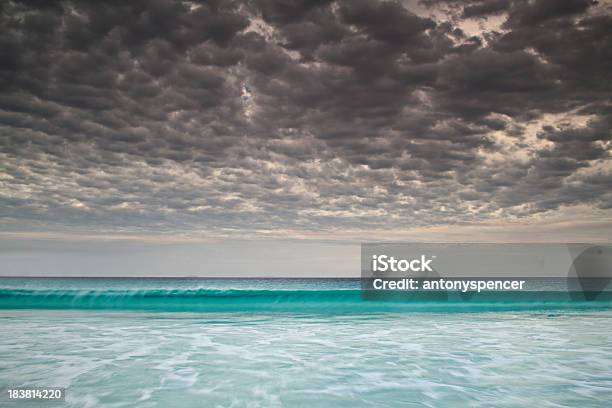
1,0 -> 611,239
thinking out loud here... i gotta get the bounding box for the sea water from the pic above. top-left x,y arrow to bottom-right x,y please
1,278 -> 611,407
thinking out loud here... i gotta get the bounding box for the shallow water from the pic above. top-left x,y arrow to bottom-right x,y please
1,279 -> 611,407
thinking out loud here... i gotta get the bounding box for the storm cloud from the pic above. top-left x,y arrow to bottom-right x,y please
1,0 -> 611,239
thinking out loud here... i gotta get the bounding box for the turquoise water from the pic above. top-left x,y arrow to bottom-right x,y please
1,278 -> 612,407
1,278 -> 611,313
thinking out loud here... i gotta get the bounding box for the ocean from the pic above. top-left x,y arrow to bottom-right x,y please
1,278 -> 611,407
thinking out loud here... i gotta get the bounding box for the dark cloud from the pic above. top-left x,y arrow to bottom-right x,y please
338,0 -> 436,45
462,0 -> 511,18
0,0 -> 610,236
505,0 -> 596,26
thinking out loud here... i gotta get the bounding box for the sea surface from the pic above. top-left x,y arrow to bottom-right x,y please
1,278 -> 611,407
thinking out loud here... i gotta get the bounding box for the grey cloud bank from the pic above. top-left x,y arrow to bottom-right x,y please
1,0 -> 611,245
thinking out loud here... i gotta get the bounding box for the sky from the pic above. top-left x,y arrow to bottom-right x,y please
0,0 -> 611,276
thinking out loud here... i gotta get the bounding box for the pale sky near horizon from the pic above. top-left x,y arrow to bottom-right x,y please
1,0 -> 611,276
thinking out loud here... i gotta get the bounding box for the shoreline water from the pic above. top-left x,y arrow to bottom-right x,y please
2,308 -> 611,407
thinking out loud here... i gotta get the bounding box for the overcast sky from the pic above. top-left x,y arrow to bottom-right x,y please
1,0 -> 611,276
